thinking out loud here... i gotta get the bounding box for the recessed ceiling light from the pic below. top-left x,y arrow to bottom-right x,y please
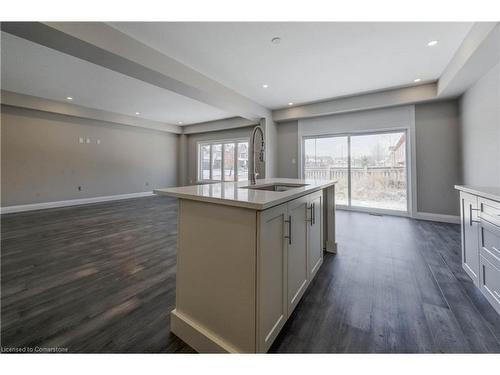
66,96 -> 73,100
271,37 -> 281,44
288,102 -> 294,106
178,121 -> 183,125
414,78 -> 422,83
135,111 -> 140,115
427,40 -> 438,47
262,84 -> 269,89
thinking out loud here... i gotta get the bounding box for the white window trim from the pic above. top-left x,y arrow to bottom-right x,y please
297,105 -> 417,217
301,126 -> 414,217
196,138 -> 249,183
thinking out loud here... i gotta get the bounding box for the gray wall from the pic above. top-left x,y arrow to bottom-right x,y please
459,63 -> 500,186
178,134 -> 188,186
265,117 -> 279,178
185,126 -> 255,185
277,120 -> 299,178
275,100 -> 461,216
1,106 -> 178,206
415,101 -> 461,215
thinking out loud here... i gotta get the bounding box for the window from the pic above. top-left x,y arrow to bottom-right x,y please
304,130 -> 408,212
350,132 -> 407,211
198,140 -> 249,182
211,144 -> 222,180
224,144 -> 235,181
237,142 -> 249,181
200,144 -> 210,180
304,136 -> 348,205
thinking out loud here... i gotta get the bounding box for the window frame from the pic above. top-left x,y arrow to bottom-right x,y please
196,138 -> 250,183
302,128 -> 411,216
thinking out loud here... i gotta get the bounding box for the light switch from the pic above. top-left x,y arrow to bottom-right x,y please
79,137 -> 84,144
292,158 -> 296,164
96,139 -> 101,145
86,138 -> 91,144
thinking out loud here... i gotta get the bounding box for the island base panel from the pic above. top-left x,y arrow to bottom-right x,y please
175,199 -> 257,353
170,309 -> 238,353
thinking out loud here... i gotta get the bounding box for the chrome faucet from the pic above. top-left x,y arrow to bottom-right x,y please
249,125 -> 265,185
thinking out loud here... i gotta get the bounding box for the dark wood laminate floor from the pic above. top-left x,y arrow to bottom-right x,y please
2,196 -> 500,353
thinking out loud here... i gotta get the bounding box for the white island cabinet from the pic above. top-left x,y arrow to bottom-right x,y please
258,190 -> 323,351
155,178 -> 336,353
456,186 -> 500,316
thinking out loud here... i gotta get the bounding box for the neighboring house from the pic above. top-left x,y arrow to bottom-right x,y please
389,133 -> 406,167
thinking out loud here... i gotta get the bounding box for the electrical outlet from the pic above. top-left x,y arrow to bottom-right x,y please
86,138 -> 91,144
79,137 -> 84,144
292,158 -> 296,164
96,139 -> 101,145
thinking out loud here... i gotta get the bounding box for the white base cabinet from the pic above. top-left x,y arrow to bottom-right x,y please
257,191 -> 323,352
171,189 -> 329,353
308,192 -> 323,279
457,188 -> 500,315
478,207 -> 500,315
257,202 -> 288,352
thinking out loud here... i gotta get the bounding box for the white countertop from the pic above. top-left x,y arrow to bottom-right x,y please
154,178 -> 337,210
455,185 -> 500,202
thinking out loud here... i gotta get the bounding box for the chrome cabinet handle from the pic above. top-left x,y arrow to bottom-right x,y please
307,204 -> 313,226
284,215 -> 292,245
470,204 -> 480,226
312,202 -> 316,225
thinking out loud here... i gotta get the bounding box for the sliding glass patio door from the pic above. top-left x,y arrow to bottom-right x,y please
304,136 -> 349,205
304,130 -> 408,213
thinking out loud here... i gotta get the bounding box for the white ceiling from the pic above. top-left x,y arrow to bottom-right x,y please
1,32 -> 232,125
110,22 -> 473,109
2,23 -> 474,127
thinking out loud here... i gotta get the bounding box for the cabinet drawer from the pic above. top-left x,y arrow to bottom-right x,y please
479,255 -> 500,315
479,197 -> 500,227
479,220 -> 500,270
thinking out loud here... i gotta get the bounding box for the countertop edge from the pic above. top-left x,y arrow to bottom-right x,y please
154,182 -> 335,211
154,190 -> 266,210
454,185 -> 500,202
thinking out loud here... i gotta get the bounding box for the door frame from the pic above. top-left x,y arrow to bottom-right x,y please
196,138 -> 249,183
300,126 -> 416,217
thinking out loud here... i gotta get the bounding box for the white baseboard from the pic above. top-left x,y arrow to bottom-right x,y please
414,211 -> 460,224
337,206 -> 460,224
1,191 -> 155,214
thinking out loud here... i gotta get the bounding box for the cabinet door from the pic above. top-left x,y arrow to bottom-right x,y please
460,192 -> 480,285
286,196 -> 309,315
257,203 -> 288,352
479,256 -> 500,315
307,192 -> 323,279
478,220 -> 500,315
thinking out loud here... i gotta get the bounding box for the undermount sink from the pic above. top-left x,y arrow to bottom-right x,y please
242,183 -> 308,192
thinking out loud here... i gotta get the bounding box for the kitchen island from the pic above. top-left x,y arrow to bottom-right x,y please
155,178 -> 337,353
